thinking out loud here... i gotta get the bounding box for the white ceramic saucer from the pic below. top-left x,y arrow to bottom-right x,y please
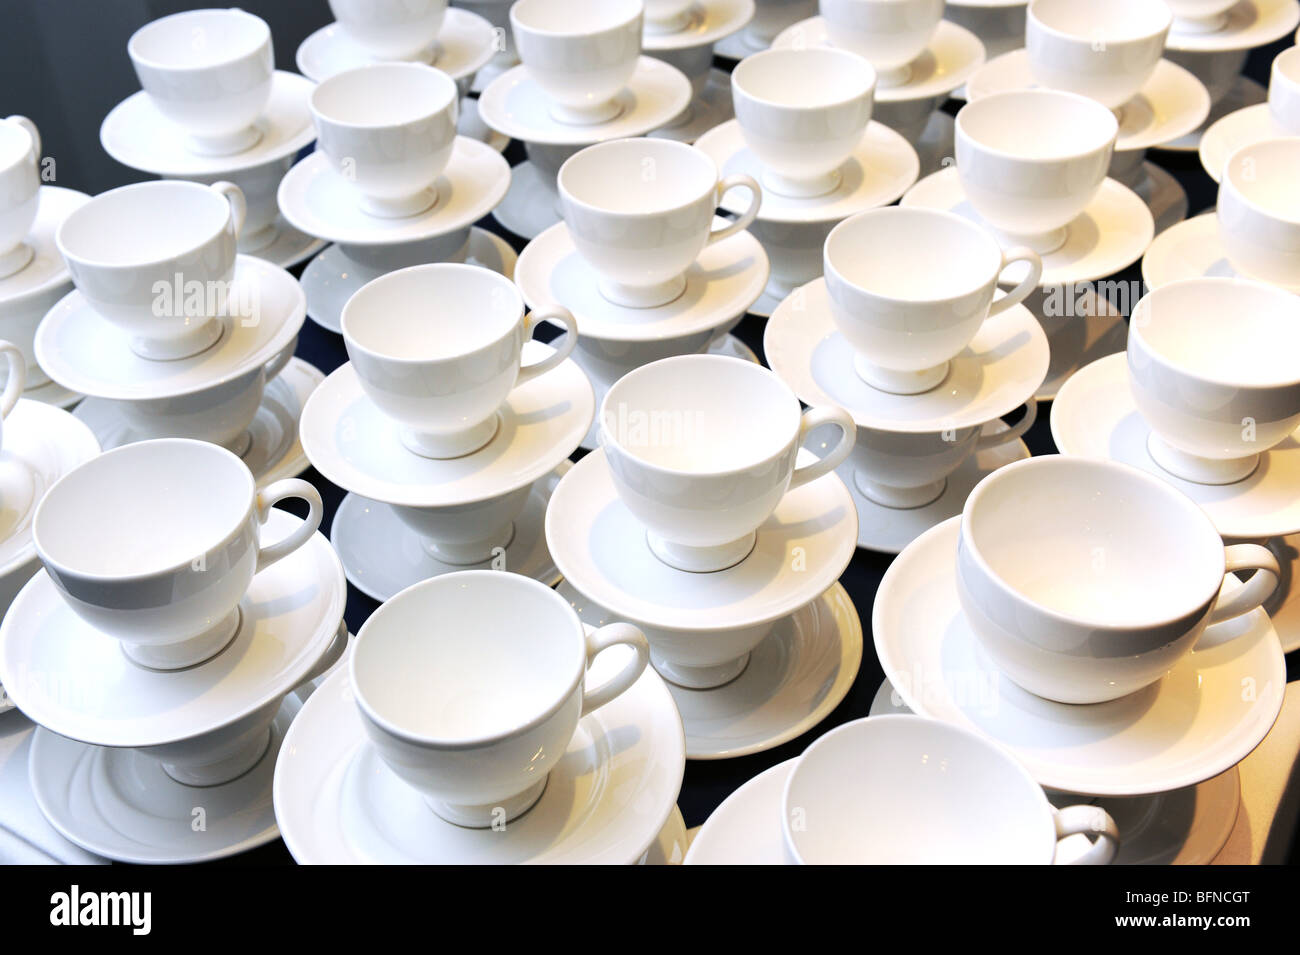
1051,352 -> 1300,540
764,278 -> 1049,433
491,159 -> 559,240
1165,0 -> 1300,52
0,186 -> 88,306
0,509 -> 346,750
36,255 -> 305,402
901,169 -> 1155,285
73,358 -> 323,489
643,0 -> 755,49
248,217 -> 327,271
274,646 -> 686,864
458,97 -> 512,153
874,517 -> 1286,796
546,449 -> 858,634
682,759 -> 792,864
1158,75 -> 1267,152
695,119 -> 919,224
558,580 -> 862,760
650,70 -> 735,144
478,57 -> 693,146
1142,213 -> 1271,290
642,806 -> 689,865
331,462 -> 571,603
277,137 -> 510,246
302,228 -> 517,335
294,8 -> 497,85
100,71 -> 316,177
869,678 -> 1243,865
514,222 -> 768,342
771,18 -> 987,103
1200,104 -> 1296,181
299,344 -> 592,508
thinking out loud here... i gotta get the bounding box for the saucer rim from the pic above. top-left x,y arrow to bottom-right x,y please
642,0 -> 756,51
294,8 -> 497,84
0,186 -> 89,304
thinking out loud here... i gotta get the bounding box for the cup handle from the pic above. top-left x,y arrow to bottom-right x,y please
1052,805 -> 1120,865
6,115 -> 40,163
1205,543 -> 1280,626
787,404 -> 856,491
706,174 -> 762,246
263,335 -> 298,382
580,622 -> 649,717
515,305 -> 577,387
211,180 -> 247,238
986,245 -> 1042,317
0,341 -> 26,419
974,399 -> 1037,451
254,478 -> 323,574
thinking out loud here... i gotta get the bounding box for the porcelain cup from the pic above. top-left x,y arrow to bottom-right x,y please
1218,137 -> 1300,290
731,48 -> 876,198
820,0 -> 944,88
32,438 -> 323,670
956,456 -> 1281,703
558,138 -> 761,308
1164,0 -> 1240,35
0,116 -> 40,279
170,155 -> 293,254
328,0 -> 449,61
782,716 -> 1120,863
955,89 -> 1118,254
128,8 -> 274,156
824,208 -> 1043,394
510,0 -> 643,126
1269,47 -> 1300,133
56,179 -> 247,360
350,570 -> 649,827
1128,277 -> 1300,485
311,63 -> 459,218
1026,0 -> 1171,110
342,263 -> 578,459
600,354 -> 856,572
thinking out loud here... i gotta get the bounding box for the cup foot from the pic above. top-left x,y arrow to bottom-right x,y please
360,188 -> 439,219
993,225 -> 1068,256
160,727 -> 271,787
426,776 -> 548,828
648,530 -> 757,573
128,319 -> 224,361
652,652 -> 751,689
1173,12 -> 1228,33
854,356 -> 950,395
598,274 -> 688,309
123,607 -> 241,671
400,414 -> 501,459
423,521 -> 516,565
0,242 -> 34,279
549,99 -> 624,126
185,126 -> 263,157
855,473 -> 948,509
238,223 -> 280,253
1146,433 -> 1259,486
762,167 -> 842,199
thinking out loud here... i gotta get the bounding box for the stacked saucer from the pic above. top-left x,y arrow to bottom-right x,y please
1,439 -> 346,862
1200,46 -> 1300,180
549,355 -> 864,758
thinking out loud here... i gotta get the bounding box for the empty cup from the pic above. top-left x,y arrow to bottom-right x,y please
328,0 -> 449,61
820,0 -> 944,88
1268,47 -> 1300,133
0,116 -> 40,279
1217,137 -> 1300,290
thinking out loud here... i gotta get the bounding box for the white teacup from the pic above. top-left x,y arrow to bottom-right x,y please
1164,0 -> 1239,35
956,456 -> 1280,704
1269,47 -> 1300,133
731,48 -> 876,198
128,8 -> 274,156
1128,278 -> 1300,486
825,208 -> 1043,394
328,0 -> 449,61
0,340 -> 26,453
311,63 -> 459,219
782,716 -> 1120,864
600,354 -> 856,573
0,116 -> 40,279
32,439 -> 324,670
820,0 -> 945,88
558,138 -> 761,308
1026,0 -> 1172,110
1218,137 -> 1300,290
955,89 -> 1118,254
351,570 -> 649,827
511,0 -> 643,125
56,179 -> 247,360
341,263 -> 578,459
171,155 -> 294,254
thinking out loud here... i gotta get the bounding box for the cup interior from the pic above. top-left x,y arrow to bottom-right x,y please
1224,138 -> 1300,222
957,90 -> 1117,160
964,458 -> 1223,626
34,440 -> 252,578
58,182 -> 230,266
311,64 -> 457,127
352,573 -> 583,744
511,0 -> 641,35
559,139 -> 716,215
1030,0 -> 1170,42
732,48 -> 875,109
129,9 -> 269,69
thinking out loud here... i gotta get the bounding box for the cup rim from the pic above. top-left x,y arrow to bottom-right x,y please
731,47 -> 877,112
955,89 -> 1119,163
32,438 -> 256,584
127,7 -> 271,73
1273,46 -> 1300,89
309,62 -> 458,131
1027,0 -> 1172,45
0,119 -> 35,169
557,137 -> 720,220
960,456 -> 1226,632
349,570 -> 586,749
1222,136 -> 1300,226
509,0 -> 643,38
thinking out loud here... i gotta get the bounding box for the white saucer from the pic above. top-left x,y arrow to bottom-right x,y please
649,70 -> 735,144
0,187 -> 87,306
874,517 -> 1286,796
478,57 -> 693,146
771,18 -> 987,103
247,216 -> 327,271
294,8 -> 497,85
1143,213 -> 1266,290
545,449 -> 858,633
1200,103 -> 1297,182
764,278 -> 1048,432
558,580 -> 862,761
458,97 -> 511,153
303,227 -> 517,334
100,71 -> 316,177
1158,75 -> 1267,152
0,509 -> 346,750
1052,352 -> 1300,540
36,255 -> 305,402
514,222 -> 768,342
491,159 -> 559,240
966,52 -> 1211,152
901,169 -> 1155,285
1166,0 -> 1300,52
683,759 -> 792,864
642,805 -> 689,865
299,345 -> 592,508
273,647 -> 686,864
1132,161 -> 1190,236
331,462 -> 571,603
695,119 -> 920,224
22,379 -> 81,410
73,358 -> 323,489
643,0 -> 755,50
29,687 -> 308,864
